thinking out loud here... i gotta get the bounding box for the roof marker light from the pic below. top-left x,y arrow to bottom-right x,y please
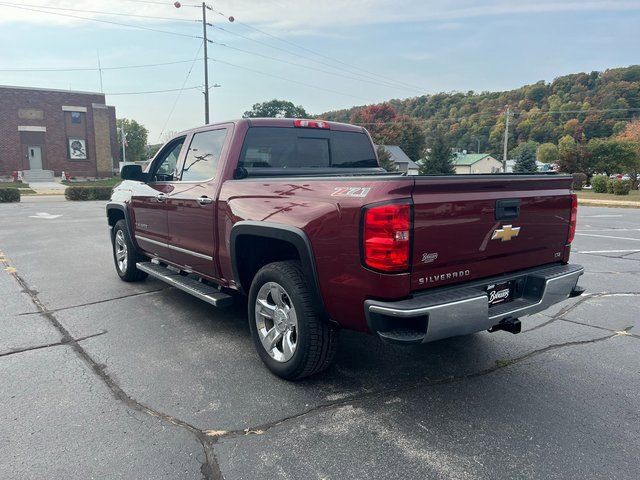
294,119 -> 330,129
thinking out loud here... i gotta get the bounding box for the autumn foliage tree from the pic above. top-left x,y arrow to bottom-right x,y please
350,104 -> 425,161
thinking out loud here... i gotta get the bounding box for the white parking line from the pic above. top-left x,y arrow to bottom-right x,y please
581,214 -> 623,218
576,249 -> 640,254
576,229 -> 640,232
574,233 -> 640,242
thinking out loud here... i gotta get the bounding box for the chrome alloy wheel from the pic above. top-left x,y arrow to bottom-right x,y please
255,282 -> 298,362
114,229 -> 128,273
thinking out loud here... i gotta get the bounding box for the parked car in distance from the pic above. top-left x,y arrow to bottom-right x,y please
107,118 -> 584,380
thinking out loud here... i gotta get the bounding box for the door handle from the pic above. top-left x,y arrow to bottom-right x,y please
156,193 -> 167,202
197,196 -> 213,206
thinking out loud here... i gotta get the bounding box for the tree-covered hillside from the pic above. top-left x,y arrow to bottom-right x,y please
321,65 -> 640,159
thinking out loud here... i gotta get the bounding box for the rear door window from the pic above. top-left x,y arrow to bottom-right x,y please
181,128 -> 228,182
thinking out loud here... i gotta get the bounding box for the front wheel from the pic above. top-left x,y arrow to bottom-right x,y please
248,261 -> 339,380
111,219 -> 148,282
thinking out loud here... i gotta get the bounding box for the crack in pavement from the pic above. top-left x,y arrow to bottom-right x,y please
523,291 -> 640,334
1,259 -> 223,480
0,331 -> 107,358
211,330 -> 626,443
558,317 -> 640,339
17,287 -> 169,316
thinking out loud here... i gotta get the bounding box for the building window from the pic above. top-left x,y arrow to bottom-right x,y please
71,111 -> 82,124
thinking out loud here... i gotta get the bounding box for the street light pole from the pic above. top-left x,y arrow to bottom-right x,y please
201,2 -> 210,124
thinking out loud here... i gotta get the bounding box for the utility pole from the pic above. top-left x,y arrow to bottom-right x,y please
502,106 -> 510,172
120,127 -> 126,163
201,2 -> 210,124
97,50 -> 104,93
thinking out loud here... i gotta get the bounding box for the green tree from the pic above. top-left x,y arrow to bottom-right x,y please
557,135 -> 580,173
537,142 -> 559,163
117,118 -> 148,162
514,141 -> 538,173
376,145 -> 397,172
588,138 -> 637,177
242,99 -> 308,118
418,131 -> 455,175
146,143 -> 162,159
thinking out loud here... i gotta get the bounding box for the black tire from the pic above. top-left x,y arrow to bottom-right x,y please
111,219 -> 148,282
248,261 -> 339,380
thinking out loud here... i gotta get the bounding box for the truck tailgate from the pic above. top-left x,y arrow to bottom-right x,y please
410,175 -> 573,292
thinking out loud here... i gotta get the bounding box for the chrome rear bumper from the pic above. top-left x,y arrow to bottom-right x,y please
365,263 -> 584,344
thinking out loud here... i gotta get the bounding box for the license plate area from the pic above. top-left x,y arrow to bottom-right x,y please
486,281 -> 514,307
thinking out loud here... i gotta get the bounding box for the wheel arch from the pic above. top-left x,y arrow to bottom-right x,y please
106,202 -> 143,253
230,221 -> 327,317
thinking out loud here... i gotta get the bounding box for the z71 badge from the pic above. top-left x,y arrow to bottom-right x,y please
331,187 -> 371,198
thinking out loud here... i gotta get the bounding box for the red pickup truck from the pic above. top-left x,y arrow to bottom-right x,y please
107,118 -> 584,380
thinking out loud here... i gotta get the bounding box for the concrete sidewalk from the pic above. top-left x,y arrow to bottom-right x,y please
27,181 -> 66,195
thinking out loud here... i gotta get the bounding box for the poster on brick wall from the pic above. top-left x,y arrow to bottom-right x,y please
68,138 -> 87,160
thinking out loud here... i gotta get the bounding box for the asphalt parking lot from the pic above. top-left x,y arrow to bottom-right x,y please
1,197 -> 638,480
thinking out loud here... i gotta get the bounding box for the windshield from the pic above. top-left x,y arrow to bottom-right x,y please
238,127 -> 379,175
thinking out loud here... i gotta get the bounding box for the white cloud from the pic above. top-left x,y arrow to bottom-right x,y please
1,0 -> 638,32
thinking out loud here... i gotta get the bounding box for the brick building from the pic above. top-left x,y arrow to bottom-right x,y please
0,85 -> 119,178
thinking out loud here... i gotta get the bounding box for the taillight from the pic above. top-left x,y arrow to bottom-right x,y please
567,193 -> 578,244
363,202 -> 411,272
293,119 -> 330,129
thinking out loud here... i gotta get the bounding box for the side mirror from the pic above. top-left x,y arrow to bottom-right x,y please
121,164 -> 147,182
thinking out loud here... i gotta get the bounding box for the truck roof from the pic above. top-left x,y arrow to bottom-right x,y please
176,118 -> 365,137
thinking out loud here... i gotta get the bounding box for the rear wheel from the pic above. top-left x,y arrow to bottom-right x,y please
248,261 -> 338,380
112,219 -> 148,282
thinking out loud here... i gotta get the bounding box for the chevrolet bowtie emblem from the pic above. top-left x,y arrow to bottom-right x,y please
492,225 -> 521,242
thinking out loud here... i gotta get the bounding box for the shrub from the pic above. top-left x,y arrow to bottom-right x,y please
591,175 -> 609,193
607,179 -> 616,194
0,188 -> 20,203
571,173 -> 587,190
613,179 -> 631,196
65,186 -> 112,201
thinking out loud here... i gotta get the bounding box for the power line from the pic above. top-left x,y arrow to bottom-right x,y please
211,8 -> 426,93
207,40 -> 423,92
0,3 -> 200,39
158,42 -> 204,141
210,57 -> 369,101
0,2 -> 198,22
518,107 -> 640,115
0,58 -> 202,72
211,24 -> 424,94
106,86 -> 202,95
114,0 -> 198,5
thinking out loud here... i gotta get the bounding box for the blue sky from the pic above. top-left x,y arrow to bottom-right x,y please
0,0 -> 639,142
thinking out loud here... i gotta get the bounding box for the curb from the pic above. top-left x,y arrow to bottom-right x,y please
578,199 -> 640,209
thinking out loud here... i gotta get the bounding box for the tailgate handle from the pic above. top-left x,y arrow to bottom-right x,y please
495,199 -> 520,220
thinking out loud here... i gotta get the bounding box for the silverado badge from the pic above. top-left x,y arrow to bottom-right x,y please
492,225 -> 521,242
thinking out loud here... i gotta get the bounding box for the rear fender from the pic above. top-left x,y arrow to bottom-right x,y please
229,221 -> 327,318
